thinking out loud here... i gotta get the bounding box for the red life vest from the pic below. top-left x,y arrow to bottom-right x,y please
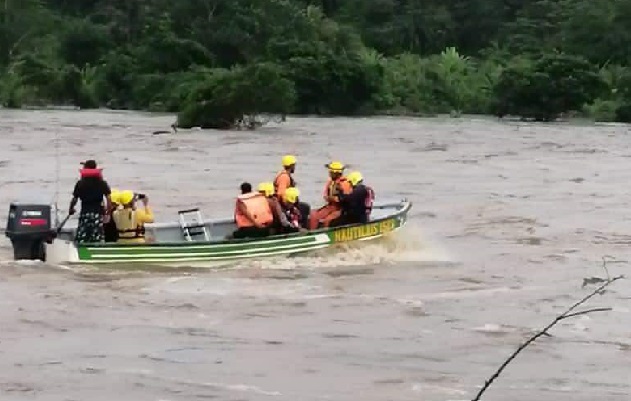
365,186 -> 375,216
79,168 -> 103,178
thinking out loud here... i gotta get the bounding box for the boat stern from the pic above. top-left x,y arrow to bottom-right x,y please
45,239 -> 80,265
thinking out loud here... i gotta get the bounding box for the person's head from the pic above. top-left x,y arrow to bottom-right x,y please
240,182 -> 252,194
79,159 -> 103,178
346,171 -> 363,187
326,161 -> 345,179
82,159 -> 97,169
119,190 -> 135,208
257,182 -> 275,198
282,155 -> 296,174
283,187 -> 300,205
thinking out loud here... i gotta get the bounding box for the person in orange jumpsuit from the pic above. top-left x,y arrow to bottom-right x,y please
308,161 -> 352,230
273,154 -> 310,227
273,155 -> 297,201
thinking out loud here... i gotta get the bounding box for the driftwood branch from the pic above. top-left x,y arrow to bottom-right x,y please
562,307 -> 612,320
471,273 -> 623,401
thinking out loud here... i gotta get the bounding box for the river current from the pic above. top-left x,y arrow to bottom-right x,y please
0,109 -> 629,401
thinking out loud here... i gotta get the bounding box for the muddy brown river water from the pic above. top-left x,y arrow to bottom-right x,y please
0,109 -> 629,401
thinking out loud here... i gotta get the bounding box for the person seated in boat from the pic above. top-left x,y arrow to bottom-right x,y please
274,155 -> 311,227
274,155 -> 296,201
232,182 -> 274,239
337,171 -> 375,225
258,181 -> 286,232
103,188 -> 121,243
308,161 -> 352,230
279,187 -> 308,234
69,159 -> 112,244
112,190 -> 155,244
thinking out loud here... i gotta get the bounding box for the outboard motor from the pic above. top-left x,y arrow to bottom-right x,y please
5,202 -> 53,261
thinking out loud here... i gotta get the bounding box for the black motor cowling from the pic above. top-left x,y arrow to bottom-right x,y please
5,202 -> 53,261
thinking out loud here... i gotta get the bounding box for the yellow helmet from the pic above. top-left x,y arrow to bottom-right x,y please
119,190 -> 134,205
347,171 -> 363,186
257,182 -> 275,197
282,155 -> 297,167
284,187 -> 300,204
326,161 -> 345,172
110,188 -> 121,204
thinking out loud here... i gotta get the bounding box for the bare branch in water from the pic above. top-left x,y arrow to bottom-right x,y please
561,307 -> 612,320
471,269 -> 624,401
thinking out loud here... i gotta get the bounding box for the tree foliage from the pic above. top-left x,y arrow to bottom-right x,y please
493,53 -> 607,121
1,0 -> 631,126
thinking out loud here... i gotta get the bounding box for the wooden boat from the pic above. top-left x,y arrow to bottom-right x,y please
6,198 -> 411,267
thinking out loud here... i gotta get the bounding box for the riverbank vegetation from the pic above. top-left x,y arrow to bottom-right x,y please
2,0 -> 631,128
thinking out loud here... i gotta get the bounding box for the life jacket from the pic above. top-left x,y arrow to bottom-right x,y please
113,208 -> 145,239
323,176 -> 351,204
79,168 -> 103,178
274,170 -> 296,199
274,170 -> 296,188
234,192 -> 274,228
365,185 -> 375,217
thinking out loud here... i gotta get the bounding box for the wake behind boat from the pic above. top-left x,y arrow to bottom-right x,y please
5,198 -> 411,267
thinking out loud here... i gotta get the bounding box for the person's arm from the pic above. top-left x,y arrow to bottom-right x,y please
331,181 -> 352,203
274,201 -> 291,228
102,180 -> 112,214
69,182 -> 80,215
324,183 -> 340,203
100,181 -> 112,223
139,197 -> 154,223
69,198 -> 78,215
237,199 -> 263,228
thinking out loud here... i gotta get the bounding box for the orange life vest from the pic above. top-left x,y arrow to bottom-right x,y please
273,170 -> 295,199
322,177 -> 352,204
274,170 -> 296,188
234,192 -> 274,228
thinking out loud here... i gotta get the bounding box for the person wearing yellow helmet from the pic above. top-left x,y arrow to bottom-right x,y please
337,171 -> 375,225
274,154 -> 297,201
111,190 -> 155,243
257,182 -> 274,197
258,181 -> 287,233
308,161 -> 353,229
279,187 -> 307,233
273,154 -> 311,228
232,182 -> 274,239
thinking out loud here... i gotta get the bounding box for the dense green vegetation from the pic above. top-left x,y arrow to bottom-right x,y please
2,0 -> 631,128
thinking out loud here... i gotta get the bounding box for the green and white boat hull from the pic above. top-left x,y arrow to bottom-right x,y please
46,199 -> 411,267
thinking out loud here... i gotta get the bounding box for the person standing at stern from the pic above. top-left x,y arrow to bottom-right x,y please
68,159 -> 112,244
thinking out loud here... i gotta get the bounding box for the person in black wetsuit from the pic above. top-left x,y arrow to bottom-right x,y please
337,171 -> 375,225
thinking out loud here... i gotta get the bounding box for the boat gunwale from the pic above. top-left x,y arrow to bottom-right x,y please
77,200 -> 412,249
